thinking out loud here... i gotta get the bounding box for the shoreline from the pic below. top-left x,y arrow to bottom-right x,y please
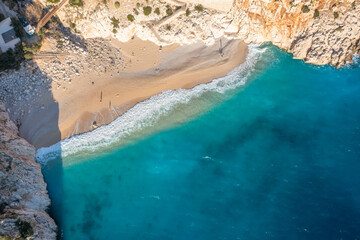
20,38 -> 248,149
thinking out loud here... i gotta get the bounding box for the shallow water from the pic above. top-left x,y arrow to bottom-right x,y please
41,46 -> 360,240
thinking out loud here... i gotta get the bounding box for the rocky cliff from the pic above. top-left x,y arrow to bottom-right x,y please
232,0 -> 360,67
38,0 -> 359,67
0,102 -> 57,239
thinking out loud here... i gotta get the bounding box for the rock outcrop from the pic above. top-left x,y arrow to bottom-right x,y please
0,102 -> 57,239
231,0 -> 360,67
37,0 -> 359,67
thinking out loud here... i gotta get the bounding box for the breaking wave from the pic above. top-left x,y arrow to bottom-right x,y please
36,45 -> 267,165
345,53 -> 360,68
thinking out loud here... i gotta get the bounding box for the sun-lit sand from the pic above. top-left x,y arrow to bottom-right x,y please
22,37 -> 247,148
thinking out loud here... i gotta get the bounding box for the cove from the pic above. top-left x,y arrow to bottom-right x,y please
41,46 -> 360,240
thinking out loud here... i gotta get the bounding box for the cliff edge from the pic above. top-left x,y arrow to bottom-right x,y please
0,102 -> 57,239
232,0 -> 360,67
40,0 -> 359,67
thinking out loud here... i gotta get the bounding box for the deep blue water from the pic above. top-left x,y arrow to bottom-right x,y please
41,46 -> 360,240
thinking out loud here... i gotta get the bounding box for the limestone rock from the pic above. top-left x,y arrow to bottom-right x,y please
36,0 -> 359,67
0,102 -> 57,240
232,0 -> 360,67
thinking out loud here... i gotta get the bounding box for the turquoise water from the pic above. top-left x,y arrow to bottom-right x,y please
41,46 -> 360,239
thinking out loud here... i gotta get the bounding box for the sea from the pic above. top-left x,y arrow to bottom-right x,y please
37,44 -> 360,240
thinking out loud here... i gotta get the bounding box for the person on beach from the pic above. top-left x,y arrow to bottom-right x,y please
219,39 -> 224,57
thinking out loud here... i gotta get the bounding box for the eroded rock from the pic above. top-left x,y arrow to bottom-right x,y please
0,102 -> 57,240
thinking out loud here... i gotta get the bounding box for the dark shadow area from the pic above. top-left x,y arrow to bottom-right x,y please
0,2 -> 88,237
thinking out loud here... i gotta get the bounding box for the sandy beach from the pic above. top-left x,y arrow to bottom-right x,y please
20,38 -> 248,148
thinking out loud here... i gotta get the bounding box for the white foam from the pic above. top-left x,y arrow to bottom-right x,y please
353,53 -> 360,66
36,45 -> 267,165
345,53 -> 360,68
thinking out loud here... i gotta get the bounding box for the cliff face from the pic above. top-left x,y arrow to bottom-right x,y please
0,102 -> 57,239
40,0 -> 359,67
231,0 -> 360,67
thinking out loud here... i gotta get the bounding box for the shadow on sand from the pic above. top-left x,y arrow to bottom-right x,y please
0,17 -> 88,238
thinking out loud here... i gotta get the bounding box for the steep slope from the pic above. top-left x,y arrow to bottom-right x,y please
232,0 -> 360,66
0,102 -> 57,239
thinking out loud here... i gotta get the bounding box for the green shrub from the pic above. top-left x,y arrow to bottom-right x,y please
313,9 -> 319,18
50,15 -> 61,25
47,0 -> 60,3
334,12 -> 339,18
0,49 -> 16,71
21,41 -> 41,60
69,0 -> 83,7
136,2 -> 140,8
352,1 -> 356,8
23,41 -> 42,53
103,0 -> 108,8
24,52 -> 33,59
127,14 -> 135,22
0,234 -> 13,240
114,1 -> 120,8
154,7 -> 160,15
109,16 -> 119,28
195,4 -> 204,12
37,28 -> 46,39
16,220 -> 34,238
0,13 -> 5,22
70,22 -> 76,28
10,18 -> 24,38
0,203 -> 7,214
166,24 -> 171,31
143,6 -> 152,16
133,8 -> 139,15
301,5 -> 310,13
335,26 -> 343,31
185,8 -> 191,16
166,8 -> 173,16
112,28 -> 117,33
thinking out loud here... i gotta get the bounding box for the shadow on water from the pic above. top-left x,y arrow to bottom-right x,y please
27,45 -> 359,240
34,19 -> 88,239
0,14 -> 88,238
